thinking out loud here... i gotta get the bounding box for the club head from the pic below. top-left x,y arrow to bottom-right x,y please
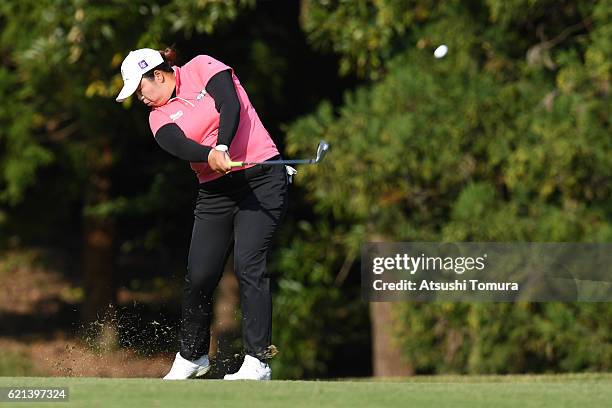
315,141 -> 330,163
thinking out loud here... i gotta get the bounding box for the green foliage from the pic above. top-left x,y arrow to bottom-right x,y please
271,220 -> 369,378
141,0 -> 255,45
0,66 -> 54,205
393,302 -> 612,374
0,0 -> 251,209
301,0 -> 418,77
0,0 -> 256,262
279,0 -> 612,376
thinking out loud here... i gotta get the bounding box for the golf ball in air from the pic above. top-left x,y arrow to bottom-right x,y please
434,44 -> 448,58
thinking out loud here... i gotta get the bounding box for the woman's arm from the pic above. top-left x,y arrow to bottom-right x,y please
155,123 -> 212,162
205,69 -> 240,147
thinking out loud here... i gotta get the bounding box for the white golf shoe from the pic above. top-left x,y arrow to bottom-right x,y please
223,355 -> 271,380
163,352 -> 210,380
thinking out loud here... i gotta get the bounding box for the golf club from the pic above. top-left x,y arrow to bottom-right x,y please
228,140 -> 329,167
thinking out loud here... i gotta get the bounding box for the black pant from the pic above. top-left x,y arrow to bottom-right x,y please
180,157 -> 288,361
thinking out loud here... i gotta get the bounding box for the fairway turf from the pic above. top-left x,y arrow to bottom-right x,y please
0,373 -> 610,408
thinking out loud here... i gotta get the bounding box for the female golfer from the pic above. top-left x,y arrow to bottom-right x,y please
116,48 -> 288,380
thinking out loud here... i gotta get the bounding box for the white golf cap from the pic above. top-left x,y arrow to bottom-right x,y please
115,48 -> 164,102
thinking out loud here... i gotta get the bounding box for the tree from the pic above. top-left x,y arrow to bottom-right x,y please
277,0 -> 611,376
0,0 -> 254,347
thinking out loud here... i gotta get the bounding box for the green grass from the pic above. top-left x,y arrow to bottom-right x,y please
0,351 -> 40,377
0,374 -> 610,408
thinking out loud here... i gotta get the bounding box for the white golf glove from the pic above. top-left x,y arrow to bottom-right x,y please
285,165 -> 297,184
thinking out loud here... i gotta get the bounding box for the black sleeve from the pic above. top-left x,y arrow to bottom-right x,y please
205,69 -> 240,147
155,123 -> 212,162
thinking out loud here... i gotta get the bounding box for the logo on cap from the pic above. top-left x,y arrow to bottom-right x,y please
138,60 -> 148,69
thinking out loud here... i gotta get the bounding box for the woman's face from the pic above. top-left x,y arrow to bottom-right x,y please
136,72 -> 170,107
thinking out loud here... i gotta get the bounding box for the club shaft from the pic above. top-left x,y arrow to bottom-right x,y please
229,159 -> 315,167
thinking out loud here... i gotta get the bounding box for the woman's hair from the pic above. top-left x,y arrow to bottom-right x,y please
142,47 -> 177,79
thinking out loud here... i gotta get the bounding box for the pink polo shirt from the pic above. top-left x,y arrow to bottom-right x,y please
148,55 -> 280,183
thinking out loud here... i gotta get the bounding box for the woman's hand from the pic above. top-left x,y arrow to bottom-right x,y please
208,149 -> 232,174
